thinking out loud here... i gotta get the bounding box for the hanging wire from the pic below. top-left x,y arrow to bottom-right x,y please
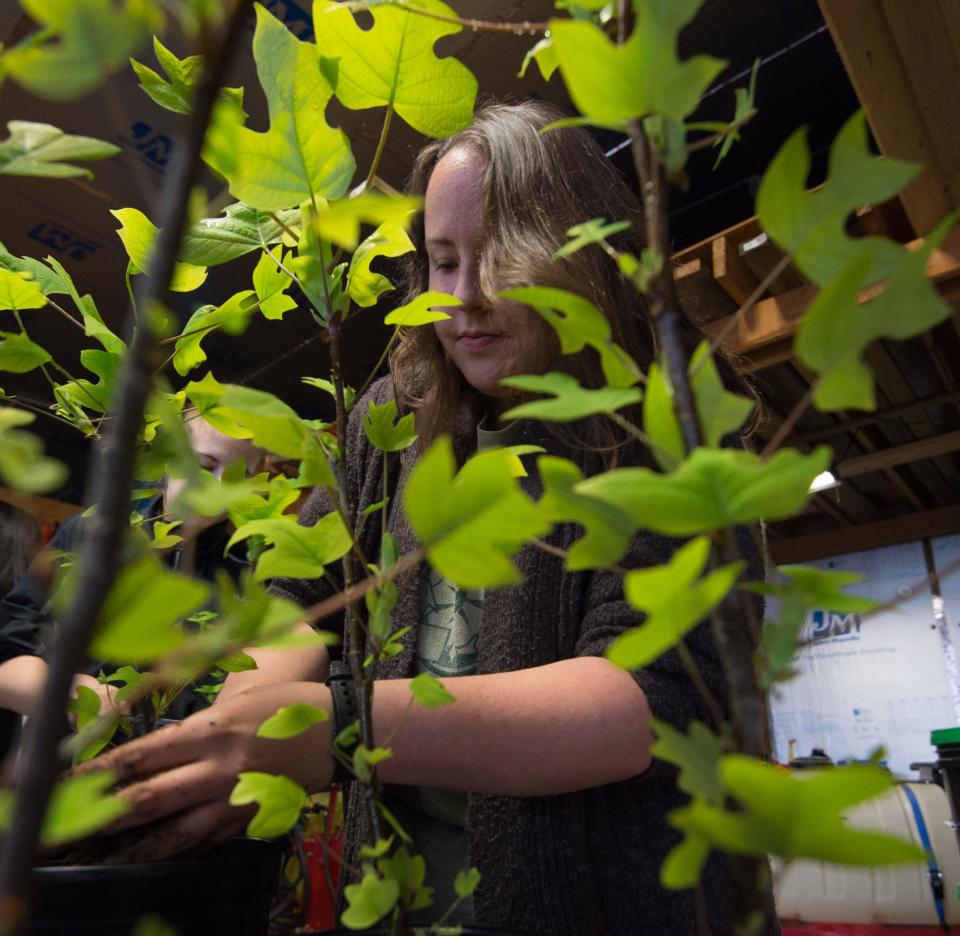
603,23 -> 831,159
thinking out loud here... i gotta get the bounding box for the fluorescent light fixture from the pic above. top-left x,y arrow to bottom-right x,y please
809,470 -> 841,494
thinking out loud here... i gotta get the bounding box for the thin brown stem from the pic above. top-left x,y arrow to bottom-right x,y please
760,381 -> 817,460
267,210 -> 299,244
392,4 -> 548,33
701,249 -> 796,367
356,328 -> 398,402
46,297 -> 86,332
676,640 -> 725,728
686,110 -> 757,153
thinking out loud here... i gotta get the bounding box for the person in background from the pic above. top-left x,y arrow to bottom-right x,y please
0,410 -> 323,722
0,501 -> 42,598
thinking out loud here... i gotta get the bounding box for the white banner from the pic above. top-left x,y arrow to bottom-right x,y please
770,537 -> 960,777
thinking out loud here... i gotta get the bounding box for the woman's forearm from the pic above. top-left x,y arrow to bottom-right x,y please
372,656 -> 653,796
0,655 -> 48,716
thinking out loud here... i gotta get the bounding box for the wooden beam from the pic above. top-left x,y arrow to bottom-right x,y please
712,234 -> 760,306
768,506 -> 960,564
703,225 -> 960,356
819,0 -> 955,235
836,429 -> 960,478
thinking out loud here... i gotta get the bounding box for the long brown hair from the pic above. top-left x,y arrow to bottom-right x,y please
391,100 -> 742,464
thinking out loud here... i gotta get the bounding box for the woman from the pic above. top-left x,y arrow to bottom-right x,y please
89,103 -> 748,935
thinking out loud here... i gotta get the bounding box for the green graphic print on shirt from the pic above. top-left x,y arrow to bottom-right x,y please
416,564 -> 482,677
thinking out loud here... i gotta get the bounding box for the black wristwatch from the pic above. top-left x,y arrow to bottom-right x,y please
326,660 -> 359,784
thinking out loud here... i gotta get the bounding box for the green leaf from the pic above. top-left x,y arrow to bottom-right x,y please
302,376 -> 356,412
228,514 -> 353,582
501,372 -> 642,422
341,871 -> 399,930
149,519 -> 183,550
173,291 -> 260,375
519,36 -> 559,81
405,437 -> 550,588
711,58 -> 758,169
358,836 -> 395,860
130,914 -> 180,936
0,332 -> 52,373
689,343 -> 754,447
88,554 -> 209,663
660,830 -> 712,890
454,867 -> 481,899
795,217 -> 955,412
643,363 -> 683,471
202,5 -> 355,210
227,475 -> 301,528
41,771 -> 130,847
607,537 -> 743,668
348,224 -> 417,308
550,0 -> 726,126
579,446 -> 831,536
363,399 -> 417,453
409,672 -> 455,708
376,846 -> 433,911
552,217 -> 631,259
315,193 -> 422,250
353,745 -> 393,784
536,456 -> 636,570
753,565 -> 877,686
673,757 -> 926,865
216,650 -> 258,673
383,290 -> 457,326
0,269 -> 46,312
257,703 -> 329,739
4,0 -> 161,101
252,248 -> 298,320
230,771 -> 307,839
179,203 -> 300,267
500,286 -> 640,387
131,36 -> 245,121
315,0 -> 477,137
652,718 -> 724,805
0,407 -> 67,493
0,121 -> 119,179
757,110 -> 918,287
112,208 -> 208,293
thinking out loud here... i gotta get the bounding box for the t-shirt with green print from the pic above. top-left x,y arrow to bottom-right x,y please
388,416 -> 528,925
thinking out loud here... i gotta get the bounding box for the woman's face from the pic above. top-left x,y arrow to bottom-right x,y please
425,146 -> 554,410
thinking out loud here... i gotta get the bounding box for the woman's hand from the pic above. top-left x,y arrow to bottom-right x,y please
78,681 -> 334,859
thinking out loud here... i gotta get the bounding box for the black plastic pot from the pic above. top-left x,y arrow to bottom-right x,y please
28,838 -> 283,935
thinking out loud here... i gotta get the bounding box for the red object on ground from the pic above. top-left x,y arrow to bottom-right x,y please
303,786 -> 345,932
781,924 -> 945,935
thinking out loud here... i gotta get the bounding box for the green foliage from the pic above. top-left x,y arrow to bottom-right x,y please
652,719 -> 724,804
0,121 -> 119,178
519,37 -> 559,81
88,553 -> 210,663
757,110 -> 917,287
552,218 -> 631,259
40,771 -> 131,847
112,208 -> 207,293
794,216 -> 955,411
607,537 -> 743,668
227,514 -> 353,582
173,291 -> 261,376
710,58 -> 758,168
0,269 -> 46,312
345,222 -> 416,308
410,672 -> 455,708
341,870 -> 400,930
315,193 -> 422,250
643,363 -> 683,471
315,0 -> 477,138
252,248 -> 298,321
500,286 -> 640,386
257,703 -> 329,739
0,332 -> 51,373
363,399 -> 417,453
230,771 -> 308,839
455,867 -> 481,898
376,846 -> 433,912
550,0 -> 725,127
536,456 -> 636,570
3,0 -> 161,100
67,684 -> 118,763
501,372 -> 642,422
689,343 -> 755,447
0,407 -> 67,492
178,203 -> 299,267
382,290 -> 456,327
130,36 -> 245,120
752,565 -> 877,687
579,446 -> 831,536
353,744 -> 393,784
671,758 -> 925,866
405,438 -> 549,588
202,5 -> 355,210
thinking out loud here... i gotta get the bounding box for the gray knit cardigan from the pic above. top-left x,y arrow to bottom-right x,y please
272,379 -> 750,935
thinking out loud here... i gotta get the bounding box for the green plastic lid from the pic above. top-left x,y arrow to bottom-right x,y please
931,726 -> 960,745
